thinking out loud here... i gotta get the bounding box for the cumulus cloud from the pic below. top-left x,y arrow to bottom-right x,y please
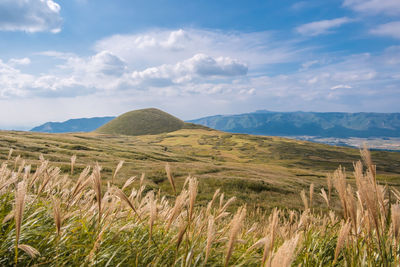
370,21 -> 400,39
296,17 -> 353,36
0,60 -> 34,97
8,57 -> 31,66
87,51 -> 127,76
131,54 -> 247,87
343,0 -> 400,16
1,26 -> 400,124
0,0 -> 62,33
94,29 -> 302,70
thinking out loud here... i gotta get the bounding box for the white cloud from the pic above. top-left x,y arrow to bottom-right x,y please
8,57 -> 31,66
301,60 -> 319,70
94,29 -> 302,70
131,54 -> 247,87
0,0 -> 62,33
343,0 -> 400,16
2,27 -> 400,129
296,17 -> 353,36
381,46 -> 400,65
87,51 -> 127,76
370,21 -> 400,39
0,60 -> 34,98
330,84 -> 352,90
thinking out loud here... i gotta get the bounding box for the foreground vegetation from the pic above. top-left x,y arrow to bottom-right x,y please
1,129 -> 400,212
1,147 -> 400,266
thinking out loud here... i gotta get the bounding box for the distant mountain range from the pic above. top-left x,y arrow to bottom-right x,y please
31,117 -> 115,133
30,110 -> 400,138
188,110 -> 400,138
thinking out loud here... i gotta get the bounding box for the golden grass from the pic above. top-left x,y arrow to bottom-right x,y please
1,131 -> 400,265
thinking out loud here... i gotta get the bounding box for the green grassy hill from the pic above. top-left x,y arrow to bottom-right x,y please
1,128 -> 399,211
96,108 -> 187,136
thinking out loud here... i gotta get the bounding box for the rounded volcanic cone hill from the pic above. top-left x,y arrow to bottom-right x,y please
95,108 -> 188,136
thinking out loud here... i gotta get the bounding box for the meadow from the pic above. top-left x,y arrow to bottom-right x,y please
1,128 -> 399,212
1,135 -> 400,265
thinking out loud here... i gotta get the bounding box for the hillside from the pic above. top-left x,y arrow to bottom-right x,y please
95,108 -> 207,136
1,128 -> 399,211
96,108 -> 189,136
189,110 -> 400,138
31,116 -> 115,133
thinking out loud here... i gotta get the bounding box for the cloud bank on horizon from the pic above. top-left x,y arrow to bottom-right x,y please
0,0 -> 399,129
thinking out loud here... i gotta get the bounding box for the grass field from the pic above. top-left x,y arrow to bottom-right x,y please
0,134 -> 400,265
1,128 -> 399,212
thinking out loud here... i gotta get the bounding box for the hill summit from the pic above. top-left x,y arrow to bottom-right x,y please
96,108 -> 187,136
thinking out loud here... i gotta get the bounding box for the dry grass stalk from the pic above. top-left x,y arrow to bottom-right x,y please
225,206 -> 246,267
28,160 -> 48,190
219,196 -> 236,215
14,155 -> 21,170
320,188 -> 329,208
23,165 -> 31,181
392,188 -> 400,201
353,161 -> 381,235
205,215 -> 215,264
262,209 -> 279,267
148,192 -> 157,241
345,185 -> 357,231
300,190 -> 308,210
92,164 -> 102,225
166,190 -> 187,230
70,166 -> 91,201
309,183 -> 314,209
361,144 -> 376,178
37,167 -> 60,196
219,193 -> 225,210
176,219 -> 188,250
334,221 -> 351,263
7,148 -> 13,161
392,204 -> 400,241
3,210 -> 14,224
115,188 -> 142,221
70,155 -> 77,175
188,177 -> 198,221
165,163 -> 176,195
122,176 -> 136,191
327,174 -> 332,201
269,234 -> 301,267
14,181 -> 26,264
53,197 -> 62,235
17,160 -> 25,178
0,176 -> 18,192
332,166 -> 349,218
112,160 -> 124,185
18,244 -> 40,259
206,189 -> 220,216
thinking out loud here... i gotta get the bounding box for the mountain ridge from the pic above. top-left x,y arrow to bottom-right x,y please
188,111 -> 400,138
31,116 -> 116,133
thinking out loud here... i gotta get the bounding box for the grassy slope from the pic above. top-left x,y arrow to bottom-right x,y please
1,128 -> 400,211
96,108 -> 185,136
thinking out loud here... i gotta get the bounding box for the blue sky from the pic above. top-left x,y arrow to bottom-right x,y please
0,0 -> 399,129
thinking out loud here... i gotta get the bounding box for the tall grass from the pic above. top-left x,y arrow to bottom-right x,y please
0,147 -> 399,266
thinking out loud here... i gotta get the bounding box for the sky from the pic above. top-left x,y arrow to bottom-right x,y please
0,0 -> 400,130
